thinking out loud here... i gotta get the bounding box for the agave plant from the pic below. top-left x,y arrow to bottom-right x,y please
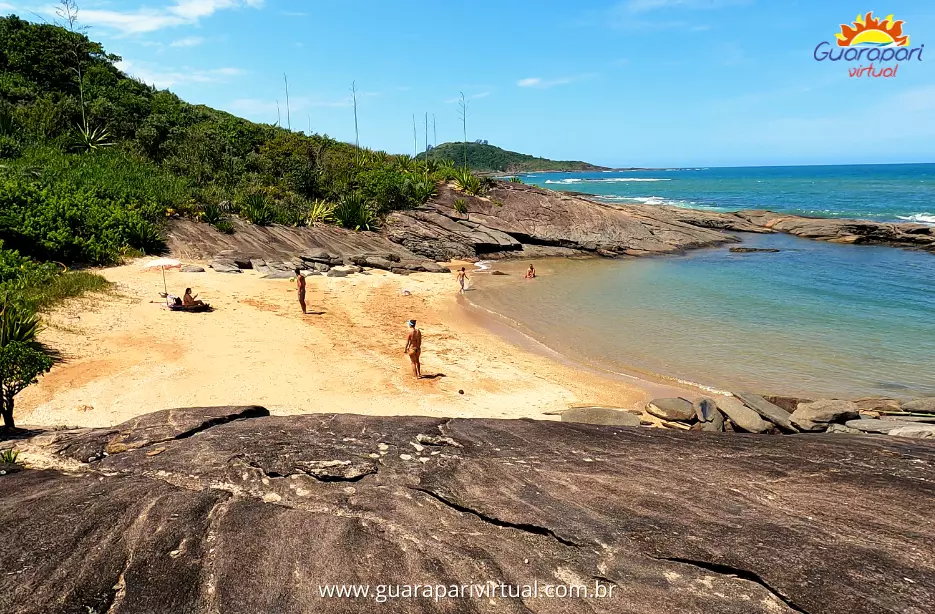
72,122 -> 112,153
213,219 -> 235,234
452,198 -> 468,215
200,202 -> 225,225
508,176 -> 523,183
409,177 -> 437,205
0,448 -> 20,464
0,302 -> 42,347
393,154 -> 414,173
125,219 -> 164,254
454,167 -> 484,196
240,193 -> 276,226
305,199 -> 335,226
333,193 -> 376,231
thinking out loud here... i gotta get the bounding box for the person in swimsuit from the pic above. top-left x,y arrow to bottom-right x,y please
295,269 -> 307,314
404,319 -> 422,378
456,267 -> 468,294
525,264 -> 536,279
182,288 -> 206,307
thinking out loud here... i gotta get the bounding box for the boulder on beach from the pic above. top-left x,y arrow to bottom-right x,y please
180,265 -> 205,273
825,423 -> 863,434
888,424 -> 935,439
736,393 -> 799,432
715,397 -> 771,433
208,259 -> 241,273
855,398 -> 902,413
902,397 -> 935,415
4,408 -> 935,614
791,400 -> 860,432
560,406 -> 641,427
646,397 -> 696,422
262,271 -> 294,280
844,419 -> 908,434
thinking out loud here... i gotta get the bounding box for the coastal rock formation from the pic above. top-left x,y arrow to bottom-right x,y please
3,408 -> 935,613
732,210 -> 935,252
386,183 -> 742,261
791,400 -> 860,432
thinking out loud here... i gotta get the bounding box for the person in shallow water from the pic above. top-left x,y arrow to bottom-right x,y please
456,267 -> 468,293
404,319 -> 422,379
295,269 -> 306,314
525,264 -> 536,279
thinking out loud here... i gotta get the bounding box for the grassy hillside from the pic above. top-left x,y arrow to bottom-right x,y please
417,142 -> 607,173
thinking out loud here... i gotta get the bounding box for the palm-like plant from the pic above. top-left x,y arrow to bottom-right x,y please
409,177 -> 437,204
452,198 -> 468,215
240,193 -> 276,226
305,199 -> 335,226
72,122 -> 113,153
0,302 -> 42,348
333,193 -> 375,231
393,154 -> 414,173
508,176 -> 523,183
454,167 -> 484,196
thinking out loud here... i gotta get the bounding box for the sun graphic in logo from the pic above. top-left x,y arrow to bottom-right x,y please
836,12 -> 910,47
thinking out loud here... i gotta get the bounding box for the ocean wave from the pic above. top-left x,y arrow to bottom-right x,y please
898,213 -> 935,225
543,177 -> 671,184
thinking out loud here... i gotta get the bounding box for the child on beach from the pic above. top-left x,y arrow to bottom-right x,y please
525,264 -> 536,279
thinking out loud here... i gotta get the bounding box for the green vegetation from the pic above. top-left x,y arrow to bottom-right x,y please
452,198 -> 468,215
418,142 -> 607,174
0,448 -> 21,464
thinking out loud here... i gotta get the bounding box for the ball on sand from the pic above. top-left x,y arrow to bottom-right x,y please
458,390 -> 464,395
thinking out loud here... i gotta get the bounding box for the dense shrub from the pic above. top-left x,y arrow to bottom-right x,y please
333,193 -> 376,231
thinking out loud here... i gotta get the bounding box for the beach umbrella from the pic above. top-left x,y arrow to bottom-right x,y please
141,258 -> 182,296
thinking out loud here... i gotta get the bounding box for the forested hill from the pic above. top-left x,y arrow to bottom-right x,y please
417,142 -> 608,173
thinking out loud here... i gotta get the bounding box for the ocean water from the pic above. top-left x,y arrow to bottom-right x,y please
470,165 -> 935,399
520,164 -> 935,224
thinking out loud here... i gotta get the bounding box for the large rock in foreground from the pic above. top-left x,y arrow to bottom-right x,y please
3,408 -> 934,613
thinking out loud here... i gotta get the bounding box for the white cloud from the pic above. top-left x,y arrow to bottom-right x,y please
116,59 -> 244,88
517,74 -> 594,89
170,36 -> 205,47
50,0 -> 265,35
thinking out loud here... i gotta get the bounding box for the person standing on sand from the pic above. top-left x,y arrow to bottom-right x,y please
456,267 -> 468,294
295,269 -> 307,314
404,319 -> 422,379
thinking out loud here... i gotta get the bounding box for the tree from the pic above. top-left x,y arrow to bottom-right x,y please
457,92 -> 469,168
0,341 -> 52,431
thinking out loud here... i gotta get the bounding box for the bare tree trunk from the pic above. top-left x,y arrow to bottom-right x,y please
350,81 -> 360,166
458,92 -> 469,168
1,392 -> 14,431
284,73 -> 291,131
424,112 -> 428,154
412,114 -> 417,158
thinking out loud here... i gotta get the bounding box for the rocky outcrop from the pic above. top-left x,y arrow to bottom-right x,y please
733,210 -> 935,252
385,183 -> 742,261
3,407 -> 935,613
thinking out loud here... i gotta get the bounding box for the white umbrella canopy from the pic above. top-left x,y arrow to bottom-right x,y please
141,258 -> 182,296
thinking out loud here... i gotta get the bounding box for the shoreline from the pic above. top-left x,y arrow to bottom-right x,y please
16,260 -> 707,429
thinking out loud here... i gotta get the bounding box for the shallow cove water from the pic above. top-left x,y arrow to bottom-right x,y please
469,233 -> 935,400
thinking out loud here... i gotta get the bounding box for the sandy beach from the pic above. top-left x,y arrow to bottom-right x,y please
17,261 -> 700,428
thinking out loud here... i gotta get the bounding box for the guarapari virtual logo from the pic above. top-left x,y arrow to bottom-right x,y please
814,12 -> 923,78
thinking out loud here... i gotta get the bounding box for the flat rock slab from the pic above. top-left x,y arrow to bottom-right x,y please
208,259 -> 241,273
716,397 -> 771,433
3,408 -> 935,614
791,400 -> 859,432
902,398 -> 935,415
262,271 -> 295,280
845,419 -> 914,434
180,265 -> 205,273
736,393 -> 799,432
888,425 -> 935,439
560,407 -> 641,426
646,397 -> 696,422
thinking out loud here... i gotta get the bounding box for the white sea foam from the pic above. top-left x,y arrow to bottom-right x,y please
543,177 -> 671,184
898,213 -> 935,225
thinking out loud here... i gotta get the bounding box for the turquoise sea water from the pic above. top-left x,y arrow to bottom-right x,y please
470,165 -> 935,399
521,164 -> 935,224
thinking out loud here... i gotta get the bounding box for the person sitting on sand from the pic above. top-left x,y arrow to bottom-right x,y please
404,319 -> 422,379
525,264 -> 536,279
182,288 -> 206,307
456,267 -> 468,294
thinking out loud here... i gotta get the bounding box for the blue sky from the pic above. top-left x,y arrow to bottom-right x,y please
3,0 -> 935,167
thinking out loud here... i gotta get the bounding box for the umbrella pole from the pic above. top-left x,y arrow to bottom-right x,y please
162,267 -> 168,296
